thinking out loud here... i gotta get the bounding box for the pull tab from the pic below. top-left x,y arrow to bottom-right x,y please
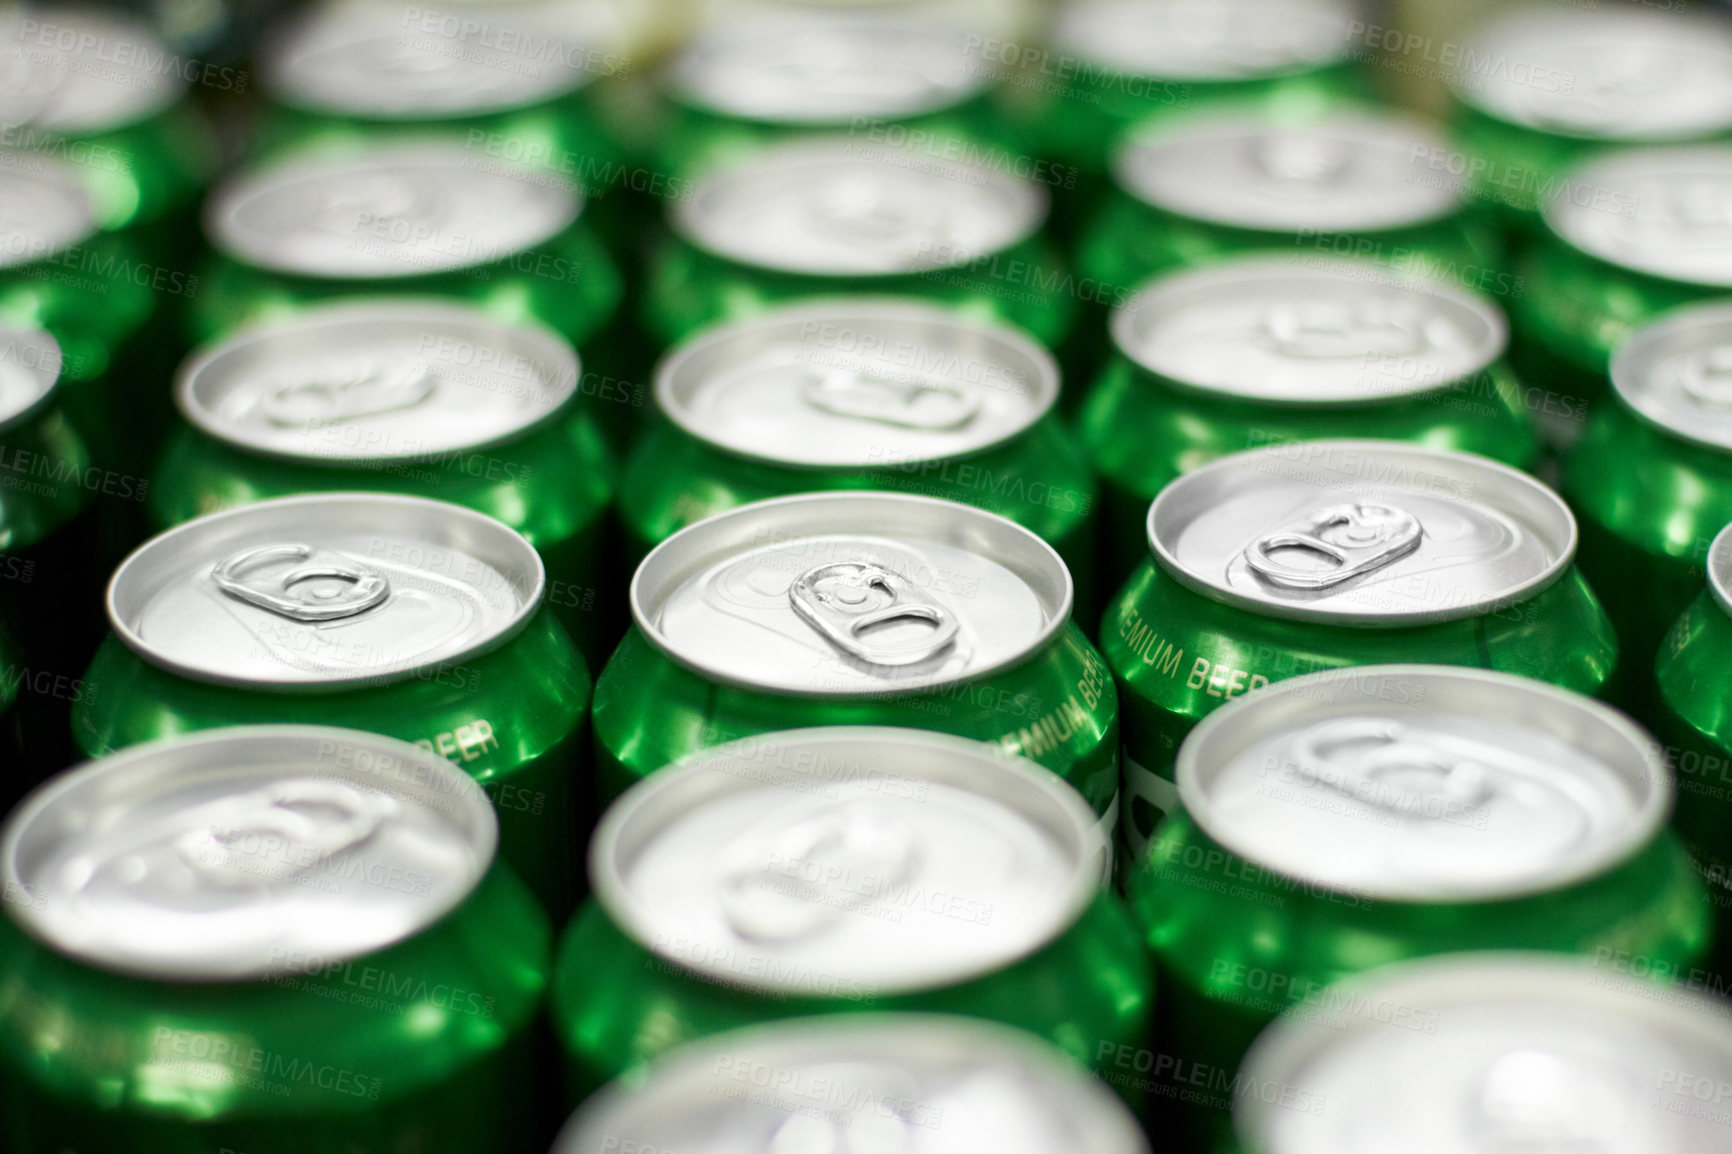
1286,718 -> 1493,817
214,543 -> 391,622
1245,502 -> 1423,590
720,807 -> 920,944
313,173 -> 439,235
260,359 -> 436,428
789,561 -> 959,667
1256,302 -> 1429,360
1681,345 -> 1732,408
801,368 -> 980,430
172,778 -> 398,887
1254,135 -> 1352,185
809,172 -> 942,245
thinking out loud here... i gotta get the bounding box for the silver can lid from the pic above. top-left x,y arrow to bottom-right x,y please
1178,665 -> 1668,902
1053,0 -> 1353,81
0,152 -> 96,269
673,138 -> 1047,277
557,1014 -> 1149,1154
1544,146 -> 1732,289
206,141 -> 580,280
670,17 -> 986,124
1453,8 -> 1732,142
1608,299 -> 1732,453
1239,953 -> 1732,1154
266,0 -> 604,119
0,326 -> 62,431
108,493 -> 545,691
1148,440 -> 1576,627
657,298 -> 1056,468
1114,111 -> 1461,234
1,726 -> 495,981
0,8 -> 185,134
632,492 -> 1071,696
593,727 -> 1104,995
1112,256 -> 1506,405
1711,523 -> 1732,621
178,299 -> 578,464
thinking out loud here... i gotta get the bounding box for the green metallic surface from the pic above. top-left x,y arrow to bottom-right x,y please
1656,590 -> 1732,899
49,102 -> 220,235
551,888 -> 1150,1103
0,863 -> 552,1154
73,610 -> 590,917
0,401 -> 92,554
591,621 -> 1119,821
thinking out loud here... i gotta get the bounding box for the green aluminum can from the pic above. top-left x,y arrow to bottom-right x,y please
1104,439 -> 1617,866
1080,256 -> 1542,586
1564,301 -> 1732,722
72,492 -> 590,916
152,298 -> 619,666
555,1015 -> 1150,1154
1077,110 -> 1504,298
1233,954 -> 1732,1154
552,727 -> 1150,1100
0,725 -> 552,1154
644,137 -> 1075,349
194,139 -> 623,359
594,490 -> 1119,853
1446,7 -> 1732,236
1513,145 -> 1732,426
622,297 -> 1096,600
1129,666 -> 1709,1143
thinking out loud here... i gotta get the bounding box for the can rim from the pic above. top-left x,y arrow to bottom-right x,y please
1176,664 -> 1672,903
1146,439 -> 1578,627
107,492 -> 547,692
630,491 -> 1074,698
1109,256 -> 1508,407
1607,298 -> 1732,453
174,297 -> 581,466
1710,522 -> 1732,620
0,724 -> 498,982
1542,146 -> 1732,289
653,296 -> 1059,469
590,726 -> 1106,996
0,325 -> 64,435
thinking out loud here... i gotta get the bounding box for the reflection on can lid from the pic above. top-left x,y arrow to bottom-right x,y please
673,138 -> 1047,276
1178,666 -> 1667,902
594,727 -> 1102,995
0,326 -> 61,431
1,726 -> 495,980
672,18 -> 986,123
633,492 -> 1070,696
207,141 -> 580,280
1149,440 -> 1575,626
179,299 -> 578,464
108,493 -> 545,691
1453,8 -> 1732,142
1114,112 -> 1461,233
1239,953 -> 1732,1154
0,8 -> 184,134
1113,256 -> 1505,404
0,154 -> 96,269
558,1014 -> 1149,1154
1545,147 -> 1732,288
1710,523 -> 1732,620
1609,299 -> 1732,452
1054,0 -> 1353,81
657,298 -> 1055,467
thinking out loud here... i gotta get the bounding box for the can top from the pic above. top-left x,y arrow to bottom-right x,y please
0,327 -> 63,432
1608,299 -> 1732,453
1238,954 -> 1732,1154
0,8 -> 185,134
1452,8 -> 1732,143
557,1014 -> 1148,1154
0,154 -> 96,270
632,492 -> 1071,696
1112,257 -> 1506,405
179,299 -> 578,464
1178,666 -> 1668,902
109,493 -> 546,691
207,141 -> 580,281
671,18 -> 986,124
1148,440 -> 1576,626
593,727 -> 1104,995
1053,0 -> 1353,81
266,0 -> 605,119
1544,146 -> 1732,289
1711,523 -> 1732,620
673,138 -> 1047,277
657,298 -> 1056,467
1114,111 -> 1461,234
1,726 -> 495,981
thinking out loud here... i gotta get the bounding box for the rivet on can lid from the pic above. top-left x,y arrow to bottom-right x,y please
1608,299 -> 1732,452
1053,0 -> 1354,81
1544,146 -> 1732,289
